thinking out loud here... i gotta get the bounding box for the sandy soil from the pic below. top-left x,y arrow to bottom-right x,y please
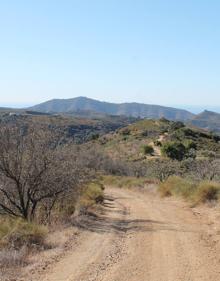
19,187 -> 220,281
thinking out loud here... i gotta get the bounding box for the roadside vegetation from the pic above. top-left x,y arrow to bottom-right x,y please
102,175 -> 158,189
159,176 -> 220,204
0,122 -> 105,272
79,182 -> 104,209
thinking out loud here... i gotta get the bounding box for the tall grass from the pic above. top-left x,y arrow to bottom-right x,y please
79,182 -> 104,209
0,217 -> 48,249
159,176 -> 196,199
194,181 -> 220,203
159,176 -> 220,205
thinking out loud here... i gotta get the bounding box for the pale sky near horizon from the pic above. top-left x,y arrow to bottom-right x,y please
0,1 -> 220,111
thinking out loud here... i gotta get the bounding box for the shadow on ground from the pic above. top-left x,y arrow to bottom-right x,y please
72,196 -> 194,234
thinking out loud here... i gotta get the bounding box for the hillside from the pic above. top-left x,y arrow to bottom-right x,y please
98,119 -> 220,162
0,112 -> 136,144
29,97 -> 194,121
189,110 -> 220,133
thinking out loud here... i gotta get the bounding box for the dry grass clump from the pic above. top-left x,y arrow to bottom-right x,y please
159,176 -> 196,199
159,176 -> 220,205
0,217 -> 48,249
0,217 -> 48,270
194,181 -> 220,204
79,182 -> 104,209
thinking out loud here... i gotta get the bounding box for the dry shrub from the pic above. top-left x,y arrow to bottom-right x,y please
0,217 -> 48,249
159,176 -> 196,199
79,182 -> 104,209
159,180 -> 172,197
194,181 -> 220,204
0,246 -> 28,267
159,176 -> 220,205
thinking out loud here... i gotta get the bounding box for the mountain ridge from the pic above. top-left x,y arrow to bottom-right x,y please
29,96 -> 194,121
0,97 -> 219,133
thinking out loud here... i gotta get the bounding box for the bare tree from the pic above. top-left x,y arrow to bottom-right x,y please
0,124 -> 91,221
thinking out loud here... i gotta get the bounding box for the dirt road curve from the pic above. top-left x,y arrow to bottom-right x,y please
40,187 -> 220,281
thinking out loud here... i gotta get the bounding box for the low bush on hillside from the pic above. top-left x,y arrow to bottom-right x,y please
184,140 -> 197,150
161,142 -> 186,161
154,140 -> 162,146
142,144 -> 154,155
161,141 -> 196,161
169,121 -> 185,131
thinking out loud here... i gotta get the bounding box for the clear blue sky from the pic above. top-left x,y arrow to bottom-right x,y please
0,0 -> 220,111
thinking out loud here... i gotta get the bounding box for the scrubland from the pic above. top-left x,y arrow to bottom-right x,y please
0,116 -> 220,280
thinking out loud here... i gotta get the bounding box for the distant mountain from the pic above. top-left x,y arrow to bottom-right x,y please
189,110 -> 220,133
29,97 -> 194,121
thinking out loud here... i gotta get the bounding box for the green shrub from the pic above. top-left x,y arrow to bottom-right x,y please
194,181 -> 220,203
90,133 -> 100,140
154,140 -> 162,147
161,142 -> 186,161
141,130 -> 149,137
142,144 -> 154,155
184,140 -> 197,150
170,121 -> 185,131
180,127 -> 198,138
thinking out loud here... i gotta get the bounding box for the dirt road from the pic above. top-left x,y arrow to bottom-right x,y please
38,187 -> 220,281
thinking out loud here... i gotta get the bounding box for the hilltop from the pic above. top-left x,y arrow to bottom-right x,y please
189,110 -> 220,133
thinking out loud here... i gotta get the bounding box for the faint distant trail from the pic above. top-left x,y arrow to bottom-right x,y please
38,187 -> 220,281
